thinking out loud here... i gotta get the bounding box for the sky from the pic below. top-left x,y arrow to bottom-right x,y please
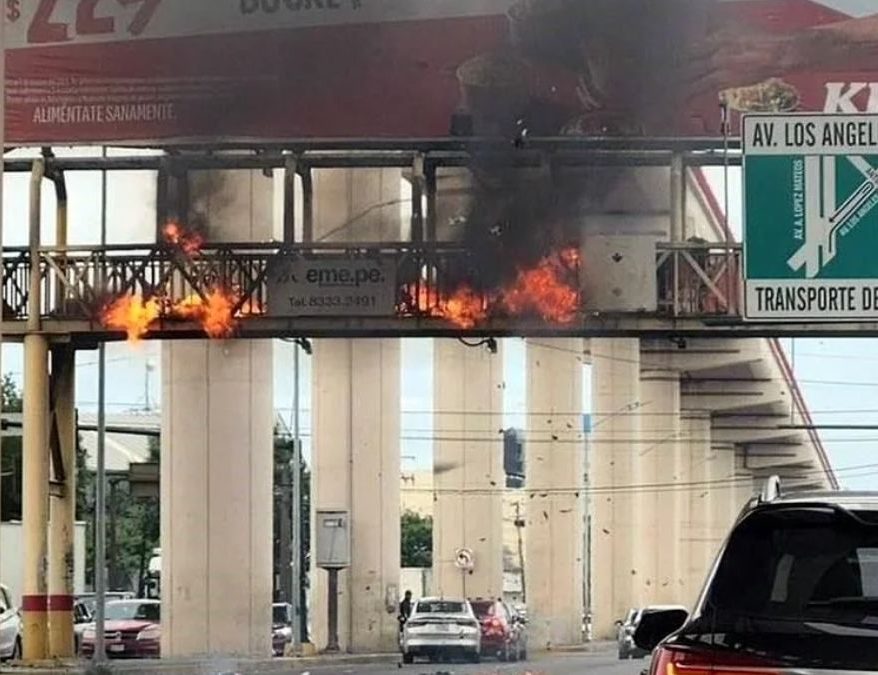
1,154 -> 874,491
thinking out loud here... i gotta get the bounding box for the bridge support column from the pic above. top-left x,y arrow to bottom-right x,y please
432,340 -> 504,600
22,334 -> 50,661
733,450 -> 755,519
590,338 -> 641,639
48,346 -> 76,659
636,370 -> 682,606
310,339 -> 401,653
708,441 -> 737,559
525,339 -> 585,650
161,169 -> 274,658
681,411 -> 713,606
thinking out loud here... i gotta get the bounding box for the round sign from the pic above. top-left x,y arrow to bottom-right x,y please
454,548 -> 475,571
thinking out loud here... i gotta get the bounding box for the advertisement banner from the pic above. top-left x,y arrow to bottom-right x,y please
5,0 -> 878,144
266,256 -> 396,317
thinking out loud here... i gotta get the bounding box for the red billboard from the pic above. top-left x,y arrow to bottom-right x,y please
5,0 -> 878,144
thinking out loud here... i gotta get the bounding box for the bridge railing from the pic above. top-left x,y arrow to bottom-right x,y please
1,242 -> 743,327
656,242 -> 742,318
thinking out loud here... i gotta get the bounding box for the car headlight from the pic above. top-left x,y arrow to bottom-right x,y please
83,629 -> 96,641
137,626 -> 161,641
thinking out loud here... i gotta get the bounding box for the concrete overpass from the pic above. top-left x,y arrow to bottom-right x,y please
0,142 -> 835,661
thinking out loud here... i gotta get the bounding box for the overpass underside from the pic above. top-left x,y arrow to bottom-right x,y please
3,142 -> 837,660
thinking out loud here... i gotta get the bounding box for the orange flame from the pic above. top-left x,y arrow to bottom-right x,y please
501,248 -> 580,324
414,284 -> 489,330
102,295 -> 161,342
163,221 -> 204,256
170,289 -> 238,339
407,247 -> 580,328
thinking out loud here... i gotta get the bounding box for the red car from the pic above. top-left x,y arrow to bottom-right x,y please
470,599 -> 526,661
80,600 -> 160,659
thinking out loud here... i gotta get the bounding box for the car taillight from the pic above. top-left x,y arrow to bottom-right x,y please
653,645 -> 781,675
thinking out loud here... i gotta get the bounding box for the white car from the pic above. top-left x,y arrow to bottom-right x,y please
401,598 -> 480,665
0,585 -> 22,661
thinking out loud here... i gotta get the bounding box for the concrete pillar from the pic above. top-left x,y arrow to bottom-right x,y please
590,338 -> 641,639
312,168 -> 404,242
161,170 -> 274,658
432,340 -> 504,600
48,346 -> 76,658
310,339 -> 401,653
525,339 -> 585,650
733,450 -> 755,520
22,334 -> 49,661
708,441 -> 737,561
636,370 -> 682,606
681,411 -> 712,607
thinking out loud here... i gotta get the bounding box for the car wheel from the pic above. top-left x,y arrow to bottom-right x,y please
402,652 -> 414,664
11,638 -> 21,662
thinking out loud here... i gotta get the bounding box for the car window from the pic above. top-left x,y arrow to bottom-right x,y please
272,605 -> 290,624
105,602 -> 160,622
0,590 -> 7,613
470,601 -> 495,618
696,506 -> 878,669
415,601 -> 464,614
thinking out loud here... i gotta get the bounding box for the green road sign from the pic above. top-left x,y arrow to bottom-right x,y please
744,114 -> 878,321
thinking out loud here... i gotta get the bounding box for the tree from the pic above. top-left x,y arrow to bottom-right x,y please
401,510 -> 432,568
273,436 -> 310,598
1,375 -> 22,522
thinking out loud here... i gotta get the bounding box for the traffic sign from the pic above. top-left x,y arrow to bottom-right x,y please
454,548 -> 475,571
744,114 -> 878,321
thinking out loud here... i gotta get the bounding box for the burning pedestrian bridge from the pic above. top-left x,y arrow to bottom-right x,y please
0,141 -> 750,342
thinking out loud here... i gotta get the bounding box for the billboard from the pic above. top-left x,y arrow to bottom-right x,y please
4,0 -> 878,144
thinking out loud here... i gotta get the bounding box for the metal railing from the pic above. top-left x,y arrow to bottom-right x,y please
0,242 -> 743,332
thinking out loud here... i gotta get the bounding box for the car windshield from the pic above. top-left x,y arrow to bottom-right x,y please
105,602 -> 160,622
272,605 -> 289,625
694,506 -> 878,668
415,601 -> 465,614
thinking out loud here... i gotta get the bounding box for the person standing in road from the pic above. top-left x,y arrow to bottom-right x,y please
398,590 -> 413,644
399,590 -> 413,624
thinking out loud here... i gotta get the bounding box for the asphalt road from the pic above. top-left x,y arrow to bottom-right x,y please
282,649 -> 649,675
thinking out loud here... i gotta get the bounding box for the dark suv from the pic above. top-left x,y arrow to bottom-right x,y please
635,480 -> 878,672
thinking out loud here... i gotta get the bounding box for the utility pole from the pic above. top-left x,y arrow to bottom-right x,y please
94,145 -> 109,664
514,501 -> 526,604
291,341 -> 303,649
144,361 -> 154,412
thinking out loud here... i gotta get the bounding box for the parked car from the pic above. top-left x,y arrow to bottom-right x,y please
0,585 -> 21,661
616,608 -> 640,659
634,481 -> 878,673
618,606 -> 687,660
470,598 -> 526,661
272,603 -> 293,656
73,599 -> 93,654
80,599 -> 160,659
400,597 -> 481,664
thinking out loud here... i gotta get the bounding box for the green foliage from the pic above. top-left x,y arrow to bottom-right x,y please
1,375 -> 22,522
1,374 -> 22,412
401,510 -> 433,568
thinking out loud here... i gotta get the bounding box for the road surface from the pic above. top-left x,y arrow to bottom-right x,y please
281,649 -> 647,675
